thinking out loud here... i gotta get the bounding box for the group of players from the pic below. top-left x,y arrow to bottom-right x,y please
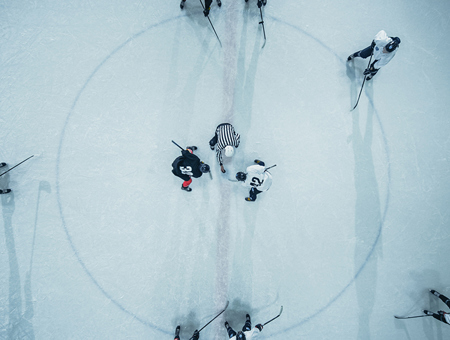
171,123 -> 273,202
174,314 -> 264,340
172,2 -> 450,337
180,0 -> 267,16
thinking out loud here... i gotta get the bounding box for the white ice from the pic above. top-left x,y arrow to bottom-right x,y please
1,0 -> 450,339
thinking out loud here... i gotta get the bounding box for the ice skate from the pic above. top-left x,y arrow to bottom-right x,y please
0,189 -> 11,194
181,185 -> 192,192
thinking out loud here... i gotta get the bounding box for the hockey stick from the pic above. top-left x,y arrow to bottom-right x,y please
0,155 -> 34,177
259,7 -> 266,48
264,164 -> 276,172
351,52 -> 373,111
189,301 -> 229,339
394,314 -> 431,320
172,140 -> 184,150
263,306 -> 283,326
199,0 -> 222,47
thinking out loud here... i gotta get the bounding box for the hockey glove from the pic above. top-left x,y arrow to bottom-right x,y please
371,40 -> 376,48
192,330 -> 200,340
256,324 -> 263,331
363,66 -> 378,76
438,310 -> 446,315
257,0 -> 262,8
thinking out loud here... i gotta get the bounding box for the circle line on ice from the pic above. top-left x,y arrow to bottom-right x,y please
55,13 -> 391,336
55,16 -> 183,336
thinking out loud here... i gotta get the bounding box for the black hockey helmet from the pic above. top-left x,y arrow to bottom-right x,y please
236,331 -> 246,340
236,172 -> 247,181
199,163 -> 210,173
386,37 -> 401,52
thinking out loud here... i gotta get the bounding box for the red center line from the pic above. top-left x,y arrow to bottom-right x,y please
213,2 -> 238,339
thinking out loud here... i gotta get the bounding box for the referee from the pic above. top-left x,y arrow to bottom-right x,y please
209,123 -> 240,173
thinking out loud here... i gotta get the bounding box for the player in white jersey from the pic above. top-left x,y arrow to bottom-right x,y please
423,289 -> 450,326
225,314 -> 263,340
235,160 -> 272,202
347,30 -> 401,80
209,123 -> 240,173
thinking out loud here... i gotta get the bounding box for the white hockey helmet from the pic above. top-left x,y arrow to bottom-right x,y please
224,146 -> 234,157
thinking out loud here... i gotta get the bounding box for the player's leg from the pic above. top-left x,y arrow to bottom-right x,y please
430,290 -> 450,308
181,178 -> 193,192
246,187 -> 262,201
242,314 -> 251,332
225,322 -> 236,338
347,45 -> 373,61
174,325 -> 181,340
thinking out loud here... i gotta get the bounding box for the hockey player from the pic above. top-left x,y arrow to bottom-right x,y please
172,146 -> 210,192
347,30 -> 401,80
225,314 -> 263,340
0,162 -> 11,194
180,0 -> 221,16
209,123 -> 240,173
244,0 -> 266,8
235,160 -> 272,202
174,325 -> 200,340
423,289 -> 450,326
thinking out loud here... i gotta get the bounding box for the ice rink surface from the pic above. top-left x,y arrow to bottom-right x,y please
1,0 -> 450,339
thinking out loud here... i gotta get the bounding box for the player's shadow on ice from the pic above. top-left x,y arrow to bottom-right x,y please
351,80 -> 382,340
224,299 -> 252,326
232,7 -> 262,135
172,310 -> 201,338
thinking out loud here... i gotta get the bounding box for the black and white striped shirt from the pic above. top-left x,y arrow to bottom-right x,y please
212,123 -> 240,165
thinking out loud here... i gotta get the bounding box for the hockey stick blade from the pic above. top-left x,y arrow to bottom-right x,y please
263,306 -> 283,326
394,314 -> 431,320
